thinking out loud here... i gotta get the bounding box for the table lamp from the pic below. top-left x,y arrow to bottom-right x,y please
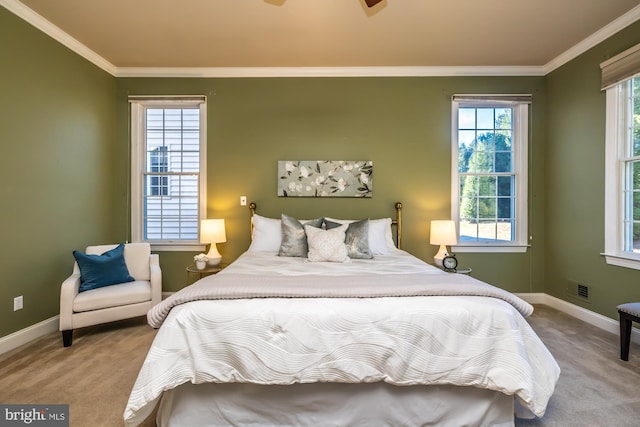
430,220 -> 457,268
200,219 -> 226,266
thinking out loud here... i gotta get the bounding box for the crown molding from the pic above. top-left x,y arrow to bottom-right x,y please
115,65 -> 545,78
3,0 -> 639,78
544,3 -> 640,74
0,0 -> 117,76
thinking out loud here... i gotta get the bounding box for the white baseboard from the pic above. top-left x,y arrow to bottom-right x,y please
517,292 -> 640,344
515,292 -> 547,305
1,294 -> 638,356
0,316 -> 59,356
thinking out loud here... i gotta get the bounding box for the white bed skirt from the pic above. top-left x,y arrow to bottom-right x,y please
156,382 -> 515,427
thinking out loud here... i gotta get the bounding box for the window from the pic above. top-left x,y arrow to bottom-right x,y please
602,42 -> 640,269
451,95 -> 530,253
604,76 -> 640,269
130,97 -> 207,250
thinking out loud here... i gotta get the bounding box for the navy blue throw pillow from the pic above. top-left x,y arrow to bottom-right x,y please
73,244 -> 135,292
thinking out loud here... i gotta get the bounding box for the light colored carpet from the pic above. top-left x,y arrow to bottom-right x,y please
0,317 -> 157,427
516,305 -> 640,426
0,304 -> 639,426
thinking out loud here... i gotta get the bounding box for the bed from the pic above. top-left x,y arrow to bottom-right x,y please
124,203 -> 560,426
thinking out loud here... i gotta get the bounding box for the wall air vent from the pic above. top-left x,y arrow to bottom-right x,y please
577,284 -> 589,300
567,280 -> 591,302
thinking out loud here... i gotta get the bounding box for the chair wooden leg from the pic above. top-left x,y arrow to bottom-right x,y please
619,313 -> 631,361
62,330 -> 73,347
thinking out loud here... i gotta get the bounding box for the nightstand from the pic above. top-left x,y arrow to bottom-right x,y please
186,264 -> 224,284
453,266 -> 472,275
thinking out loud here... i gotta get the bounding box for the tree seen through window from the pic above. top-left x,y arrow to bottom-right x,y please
458,107 -> 515,242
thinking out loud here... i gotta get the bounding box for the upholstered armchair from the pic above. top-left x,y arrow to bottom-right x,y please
59,242 -> 162,347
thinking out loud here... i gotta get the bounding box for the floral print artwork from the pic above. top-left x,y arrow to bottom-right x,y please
278,160 -> 373,197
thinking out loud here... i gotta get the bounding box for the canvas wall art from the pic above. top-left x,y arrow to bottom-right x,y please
278,160 -> 373,197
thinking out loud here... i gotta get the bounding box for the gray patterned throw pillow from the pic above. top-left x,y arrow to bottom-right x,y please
325,218 -> 373,259
278,214 -> 323,257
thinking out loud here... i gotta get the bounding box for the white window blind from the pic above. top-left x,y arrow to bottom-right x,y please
601,43 -> 640,91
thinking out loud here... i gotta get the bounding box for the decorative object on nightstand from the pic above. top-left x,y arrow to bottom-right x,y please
201,219 -> 226,266
442,254 -> 458,272
194,253 -> 208,270
430,220 -> 457,268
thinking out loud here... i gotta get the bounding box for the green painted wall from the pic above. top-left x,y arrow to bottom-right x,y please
117,77 -> 546,293
545,21 -> 640,320
0,8 -> 116,337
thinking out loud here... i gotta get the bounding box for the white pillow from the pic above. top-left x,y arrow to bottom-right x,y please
248,214 -> 327,252
304,224 -> 350,263
369,218 -> 395,255
324,217 -> 395,255
248,214 -> 282,252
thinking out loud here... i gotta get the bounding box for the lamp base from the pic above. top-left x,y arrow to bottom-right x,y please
433,245 -> 449,268
206,244 -> 222,266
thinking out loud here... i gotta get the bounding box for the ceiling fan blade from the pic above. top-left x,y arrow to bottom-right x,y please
364,0 -> 383,7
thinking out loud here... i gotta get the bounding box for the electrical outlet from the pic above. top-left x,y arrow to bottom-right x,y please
14,296 -> 23,311
240,196 -> 247,206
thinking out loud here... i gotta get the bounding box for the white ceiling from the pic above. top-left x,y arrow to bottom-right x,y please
5,0 -> 640,76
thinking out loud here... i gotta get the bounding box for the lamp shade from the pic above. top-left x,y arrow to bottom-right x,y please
200,219 -> 227,244
429,220 -> 457,245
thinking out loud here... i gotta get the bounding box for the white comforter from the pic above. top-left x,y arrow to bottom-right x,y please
124,250 -> 560,426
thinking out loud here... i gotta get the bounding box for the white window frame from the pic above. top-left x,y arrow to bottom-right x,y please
603,78 -> 640,269
130,96 -> 207,251
451,96 -> 529,253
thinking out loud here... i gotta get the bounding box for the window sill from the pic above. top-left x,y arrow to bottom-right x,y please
149,243 -> 207,252
602,253 -> 640,271
452,244 -> 529,254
